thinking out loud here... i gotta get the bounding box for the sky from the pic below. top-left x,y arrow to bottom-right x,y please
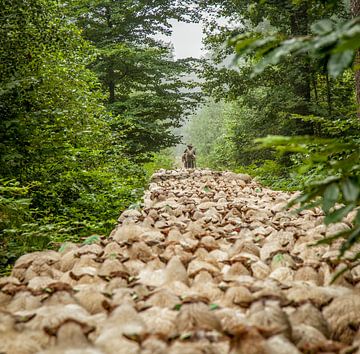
168,16 -> 233,59
168,20 -> 204,59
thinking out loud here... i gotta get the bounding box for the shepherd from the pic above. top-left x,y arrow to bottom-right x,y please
182,144 -> 196,169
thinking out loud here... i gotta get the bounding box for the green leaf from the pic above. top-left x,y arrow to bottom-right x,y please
128,202 -> 141,210
330,265 -> 349,284
323,183 -> 340,213
341,178 -> 360,202
335,33 -> 360,52
173,304 -> 182,311
229,33 -> 249,46
273,253 -> 284,263
295,199 -> 322,213
252,38 -> 306,76
340,226 -> 360,255
328,50 -> 354,78
82,235 -> 100,245
324,204 -> 356,225
314,228 -> 352,246
58,243 -> 70,252
180,332 -> 193,340
311,20 -> 334,35
209,303 -> 219,311
355,210 -> 360,225
234,36 -> 259,54
107,253 -> 117,259
131,293 -> 139,300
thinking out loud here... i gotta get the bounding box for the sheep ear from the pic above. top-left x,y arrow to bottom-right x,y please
225,323 -> 248,336
122,333 -> 145,344
44,319 -> 95,337
102,299 -> 116,313
44,325 -> 57,337
182,295 -> 209,304
136,303 -> 152,312
256,325 -> 280,338
14,313 -> 36,323
80,322 -> 96,336
69,271 -> 81,280
223,330 -> 235,338
3,284 -> 27,296
47,282 -> 73,293
14,313 -> 36,331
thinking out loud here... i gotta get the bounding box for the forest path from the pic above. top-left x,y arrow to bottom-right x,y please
1,169 -> 360,354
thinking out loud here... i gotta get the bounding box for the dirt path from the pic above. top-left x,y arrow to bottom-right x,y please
1,169 -> 360,354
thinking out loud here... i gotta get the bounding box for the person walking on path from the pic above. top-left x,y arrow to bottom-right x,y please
182,144 -> 196,169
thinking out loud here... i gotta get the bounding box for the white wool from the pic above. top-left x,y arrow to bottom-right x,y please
2,169 -> 360,353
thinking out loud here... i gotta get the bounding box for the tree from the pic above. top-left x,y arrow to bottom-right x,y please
0,0 -> 106,180
201,1 -> 346,108
195,0 -> 353,170
230,1 -> 360,260
183,100 -> 231,168
72,0 -> 201,159
0,0 -> 149,269
351,0 -> 360,116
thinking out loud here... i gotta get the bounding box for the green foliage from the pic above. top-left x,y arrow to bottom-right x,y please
235,160 -> 304,191
0,180 -> 32,231
225,6 -> 360,259
0,0 -> 107,177
0,162 -> 148,273
199,0 -> 353,144
73,0 -> 201,160
83,235 -> 101,245
182,95 -> 303,173
0,0 -> 174,273
257,132 -> 360,257
194,0 -> 360,262
230,17 -> 360,78
143,150 -> 176,177
0,180 -> 48,272
209,304 -> 219,311
183,100 -> 234,169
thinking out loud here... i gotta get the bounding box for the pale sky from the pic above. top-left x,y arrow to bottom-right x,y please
170,20 -> 204,59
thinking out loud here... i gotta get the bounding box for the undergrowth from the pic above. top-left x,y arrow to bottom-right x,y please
0,151 -> 174,275
235,159 -> 325,192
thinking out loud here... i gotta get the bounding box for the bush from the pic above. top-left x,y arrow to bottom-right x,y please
143,149 -> 176,177
0,161 -> 148,275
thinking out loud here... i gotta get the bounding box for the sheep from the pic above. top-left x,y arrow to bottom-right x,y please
175,301 -> 222,333
2,169 -> 360,353
323,293 -> 360,344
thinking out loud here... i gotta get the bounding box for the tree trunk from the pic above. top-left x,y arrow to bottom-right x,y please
105,5 -> 115,104
312,72 -> 318,104
351,0 -> 360,118
290,3 -> 313,133
326,73 -> 332,116
108,67 -> 115,104
290,3 -> 311,105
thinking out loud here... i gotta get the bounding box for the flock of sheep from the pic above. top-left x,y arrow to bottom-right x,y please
1,169 -> 360,354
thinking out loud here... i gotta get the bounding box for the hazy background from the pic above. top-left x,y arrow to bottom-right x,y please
164,20 -> 204,59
